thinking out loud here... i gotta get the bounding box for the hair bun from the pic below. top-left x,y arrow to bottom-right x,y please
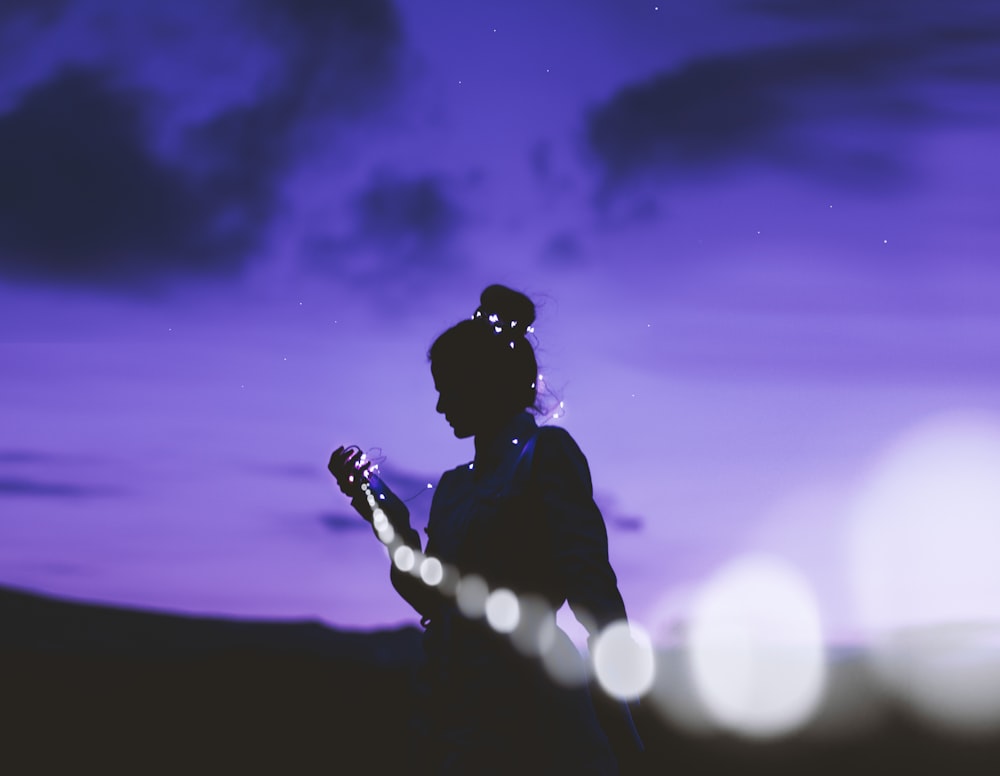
479,284 -> 536,331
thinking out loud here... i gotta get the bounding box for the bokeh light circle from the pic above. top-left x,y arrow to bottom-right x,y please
392,545 -> 415,572
687,555 -> 826,738
592,620 -> 656,700
511,594 -> 554,657
485,588 -> 520,633
847,412 -> 1000,733
539,618 -> 588,687
456,574 -> 489,618
419,556 -> 443,586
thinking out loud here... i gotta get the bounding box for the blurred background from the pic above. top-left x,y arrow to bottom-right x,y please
2,0 -> 1000,748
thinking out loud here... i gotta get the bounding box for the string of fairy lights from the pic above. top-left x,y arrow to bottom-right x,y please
352,451 -> 655,702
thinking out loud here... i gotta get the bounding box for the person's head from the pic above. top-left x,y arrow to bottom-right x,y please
429,284 -> 540,438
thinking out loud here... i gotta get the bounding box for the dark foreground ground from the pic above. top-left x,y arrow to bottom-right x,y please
2,585 -> 998,774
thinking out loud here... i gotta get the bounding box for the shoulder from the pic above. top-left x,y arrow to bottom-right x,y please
532,425 -> 592,481
439,461 -> 474,487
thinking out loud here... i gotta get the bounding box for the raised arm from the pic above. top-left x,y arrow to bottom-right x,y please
328,446 -> 435,618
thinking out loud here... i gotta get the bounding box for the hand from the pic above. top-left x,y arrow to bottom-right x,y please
328,445 -> 373,501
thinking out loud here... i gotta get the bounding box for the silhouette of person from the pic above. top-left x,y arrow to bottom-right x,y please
329,285 -> 642,774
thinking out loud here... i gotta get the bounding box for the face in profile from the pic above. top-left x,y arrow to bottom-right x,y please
432,361 -> 479,438
432,360 -> 509,439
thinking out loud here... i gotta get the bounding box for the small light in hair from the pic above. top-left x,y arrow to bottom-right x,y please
489,314 -> 499,323
512,438 -> 519,445
509,341 -> 515,349
494,325 -> 503,333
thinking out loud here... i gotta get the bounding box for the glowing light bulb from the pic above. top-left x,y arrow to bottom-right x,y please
512,438 -> 519,445
494,326 -> 502,334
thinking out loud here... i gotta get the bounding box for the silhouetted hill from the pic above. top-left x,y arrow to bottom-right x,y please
1,585 -> 422,774
3,585 -> 999,775
0,584 -> 422,662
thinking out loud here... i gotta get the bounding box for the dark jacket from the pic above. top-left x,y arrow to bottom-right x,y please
393,412 -> 638,774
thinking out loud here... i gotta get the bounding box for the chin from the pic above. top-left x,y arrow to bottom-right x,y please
447,420 -> 474,438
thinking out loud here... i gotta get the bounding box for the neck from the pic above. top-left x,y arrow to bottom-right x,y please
472,409 -> 532,474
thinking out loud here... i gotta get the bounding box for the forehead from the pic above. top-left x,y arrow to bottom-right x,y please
432,359 -> 478,390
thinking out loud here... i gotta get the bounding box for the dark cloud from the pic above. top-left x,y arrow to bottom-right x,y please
0,69 -> 251,290
0,0 -> 405,291
0,0 -> 67,25
242,0 -> 403,118
585,5 -> 1000,189
744,0 -> 1000,83
353,173 -> 460,255
309,172 -> 463,281
0,476 -> 115,498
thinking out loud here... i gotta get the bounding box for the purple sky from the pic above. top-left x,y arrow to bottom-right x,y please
2,0 -> 999,645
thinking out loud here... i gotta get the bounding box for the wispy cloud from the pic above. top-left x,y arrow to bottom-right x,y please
585,0 -> 1000,191
0,477 -> 117,499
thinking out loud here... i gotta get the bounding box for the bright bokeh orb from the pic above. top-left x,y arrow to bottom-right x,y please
392,545 -> 415,572
848,411 -> 1000,632
592,620 -> 656,700
485,588 -> 520,633
456,574 -> 489,618
847,412 -> 1000,732
419,556 -> 443,586
687,555 -> 826,738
